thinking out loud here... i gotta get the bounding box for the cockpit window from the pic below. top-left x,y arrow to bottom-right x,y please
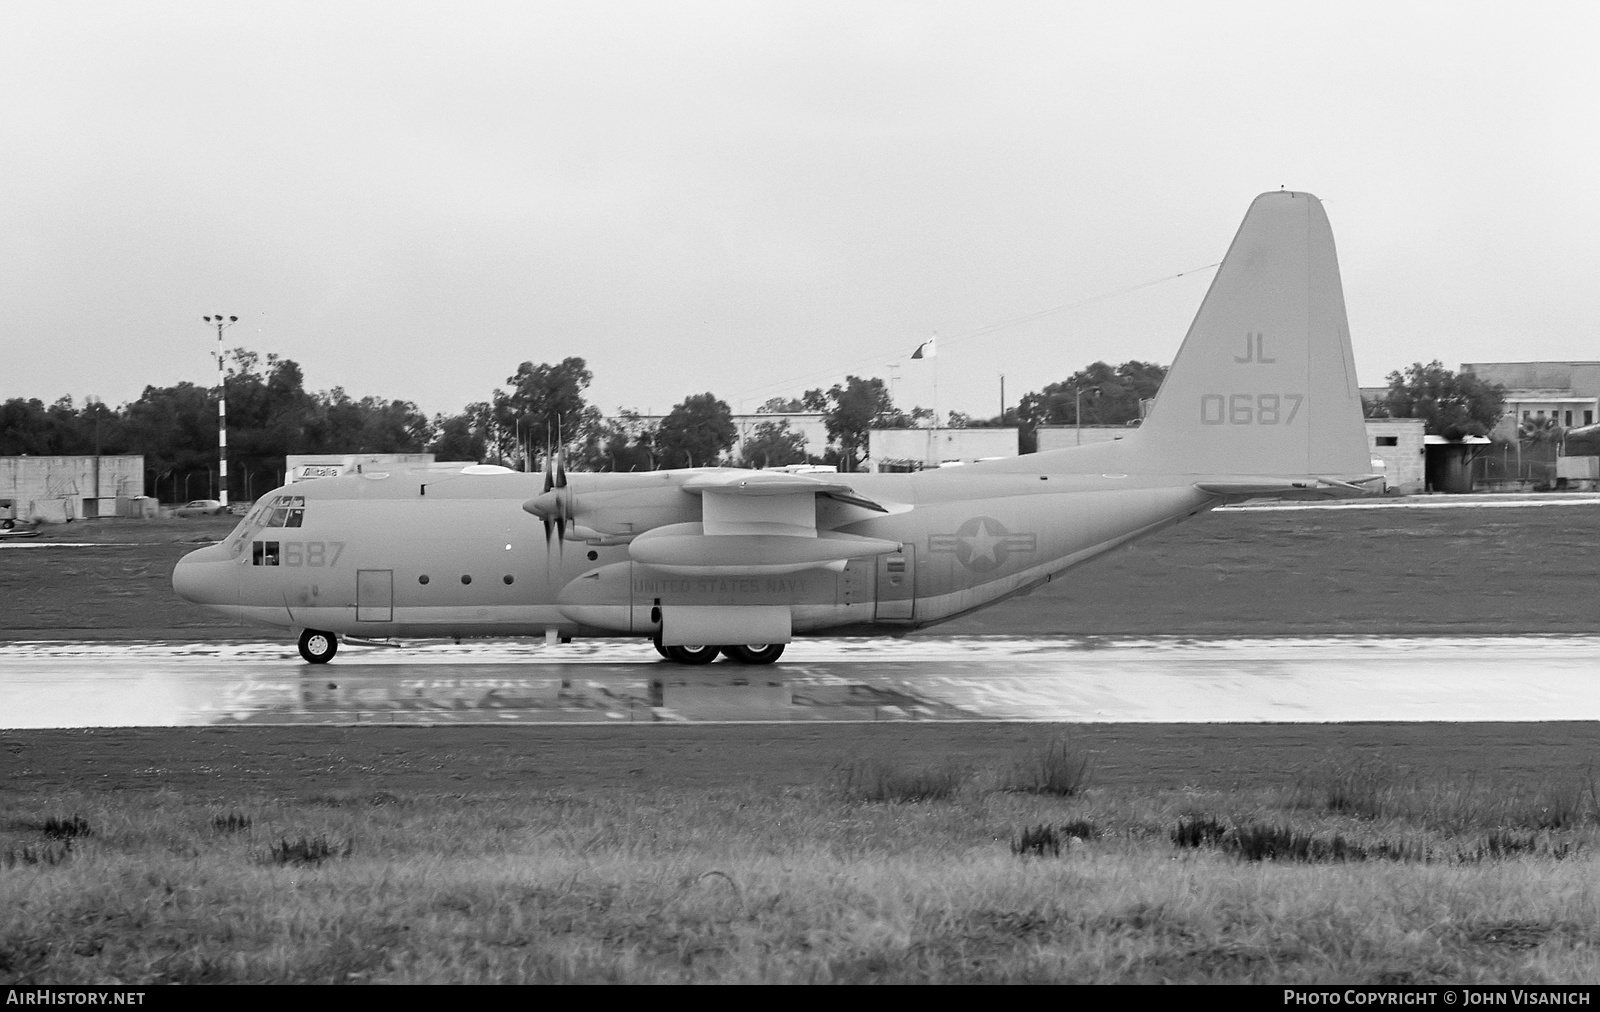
223,493 -> 309,557
266,507 -> 304,527
263,495 -> 306,528
222,501 -> 268,557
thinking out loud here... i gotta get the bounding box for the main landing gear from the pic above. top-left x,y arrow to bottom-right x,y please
653,638 -> 785,665
298,629 -> 339,664
721,644 -> 785,664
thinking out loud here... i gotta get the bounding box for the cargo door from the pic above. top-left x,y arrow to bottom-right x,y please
356,569 -> 393,622
874,547 -> 915,622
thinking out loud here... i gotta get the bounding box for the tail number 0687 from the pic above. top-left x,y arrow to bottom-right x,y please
1200,393 -> 1303,426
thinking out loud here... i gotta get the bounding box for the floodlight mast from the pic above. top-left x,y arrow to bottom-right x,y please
1075,386 -> 1100,446
202,315 -> 239,506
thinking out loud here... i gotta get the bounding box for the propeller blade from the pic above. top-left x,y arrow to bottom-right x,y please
554,447 -> 567,489
542,452 -> 554,494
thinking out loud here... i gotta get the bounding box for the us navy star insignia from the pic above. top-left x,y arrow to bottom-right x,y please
929,517 -> 1037,572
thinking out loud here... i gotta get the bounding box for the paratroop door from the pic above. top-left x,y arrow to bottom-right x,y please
356,569 -> 393,622
874,547 -> 915,621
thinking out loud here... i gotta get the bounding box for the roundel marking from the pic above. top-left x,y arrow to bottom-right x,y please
929,516 -> 1038,573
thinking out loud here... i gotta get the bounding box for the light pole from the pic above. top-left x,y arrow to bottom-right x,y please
1075,386 -> 1101,446
202,315 -> 238,506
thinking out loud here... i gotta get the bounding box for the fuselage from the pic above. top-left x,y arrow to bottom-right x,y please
172,446 -> 1220,642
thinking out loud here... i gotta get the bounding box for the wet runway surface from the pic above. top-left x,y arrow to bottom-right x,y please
2,635 -> 1596,728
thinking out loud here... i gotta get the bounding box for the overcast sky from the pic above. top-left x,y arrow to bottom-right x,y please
3,1 -> 1596,425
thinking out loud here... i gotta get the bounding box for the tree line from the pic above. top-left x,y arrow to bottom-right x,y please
1,348 -> 1513,501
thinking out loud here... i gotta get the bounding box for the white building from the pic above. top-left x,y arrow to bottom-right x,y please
1459,362 -> 1600,440
866,428 -> 1019,470
1365,418 -> 1426,493
1035,425 -> 1139,451
0,455 -> 148,521
286,453 -> 441,483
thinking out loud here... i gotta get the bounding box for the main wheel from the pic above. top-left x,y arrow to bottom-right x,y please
721,644 -> 786,665
663,644 -> 719,665
298,629 -> 339,664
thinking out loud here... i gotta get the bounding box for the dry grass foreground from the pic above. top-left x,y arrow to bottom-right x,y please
3,724 -> 1599,983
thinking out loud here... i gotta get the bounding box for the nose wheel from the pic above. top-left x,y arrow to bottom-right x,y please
298,629 -> 339,664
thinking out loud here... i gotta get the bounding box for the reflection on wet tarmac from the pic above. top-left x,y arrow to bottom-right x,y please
215,667 -> 968,725
2,636 -> 1598,729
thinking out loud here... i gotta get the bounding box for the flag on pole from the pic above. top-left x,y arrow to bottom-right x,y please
911,334 -> 937,359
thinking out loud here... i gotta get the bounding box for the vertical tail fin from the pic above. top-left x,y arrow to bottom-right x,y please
1133,191 -> 1370,477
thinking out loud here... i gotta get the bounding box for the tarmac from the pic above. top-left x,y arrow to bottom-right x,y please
3,634 -> 1597,729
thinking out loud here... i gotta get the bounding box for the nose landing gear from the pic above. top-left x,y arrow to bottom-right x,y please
298,629 -> 339,664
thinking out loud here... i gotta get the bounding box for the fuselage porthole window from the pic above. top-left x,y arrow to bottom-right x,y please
503,575 -> 513,585
419,575 -> 430,585
461,575 -> 472,585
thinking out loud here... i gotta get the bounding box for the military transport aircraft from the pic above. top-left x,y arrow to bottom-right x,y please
173,190 -> 1380,665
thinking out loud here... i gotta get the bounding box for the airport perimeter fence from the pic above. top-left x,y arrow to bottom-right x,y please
1470,441 -> 1598,490
159,468 -> 284,506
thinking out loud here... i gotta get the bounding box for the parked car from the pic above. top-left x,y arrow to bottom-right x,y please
0,500 -> 38,537
173,499 -> 227,518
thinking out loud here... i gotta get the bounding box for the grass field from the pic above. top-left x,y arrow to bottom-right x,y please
3,724 -> 1598,983
4,500 -> 1600,639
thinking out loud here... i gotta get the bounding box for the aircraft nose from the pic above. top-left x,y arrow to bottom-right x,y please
172,543 -> 236,605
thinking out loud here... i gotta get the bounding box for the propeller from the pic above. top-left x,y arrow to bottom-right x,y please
534,446 -> 574,555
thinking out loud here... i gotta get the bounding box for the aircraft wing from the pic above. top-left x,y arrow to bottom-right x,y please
680,471 -> 889,513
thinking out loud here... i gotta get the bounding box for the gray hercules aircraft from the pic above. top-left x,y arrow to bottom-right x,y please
174,190 -> 1381,665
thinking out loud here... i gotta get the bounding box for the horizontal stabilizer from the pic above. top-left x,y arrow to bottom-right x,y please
1196,475 -> 1384,498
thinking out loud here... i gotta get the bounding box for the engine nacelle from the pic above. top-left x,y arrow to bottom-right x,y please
555,560 -> 877,635
628,523 -> 900,576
